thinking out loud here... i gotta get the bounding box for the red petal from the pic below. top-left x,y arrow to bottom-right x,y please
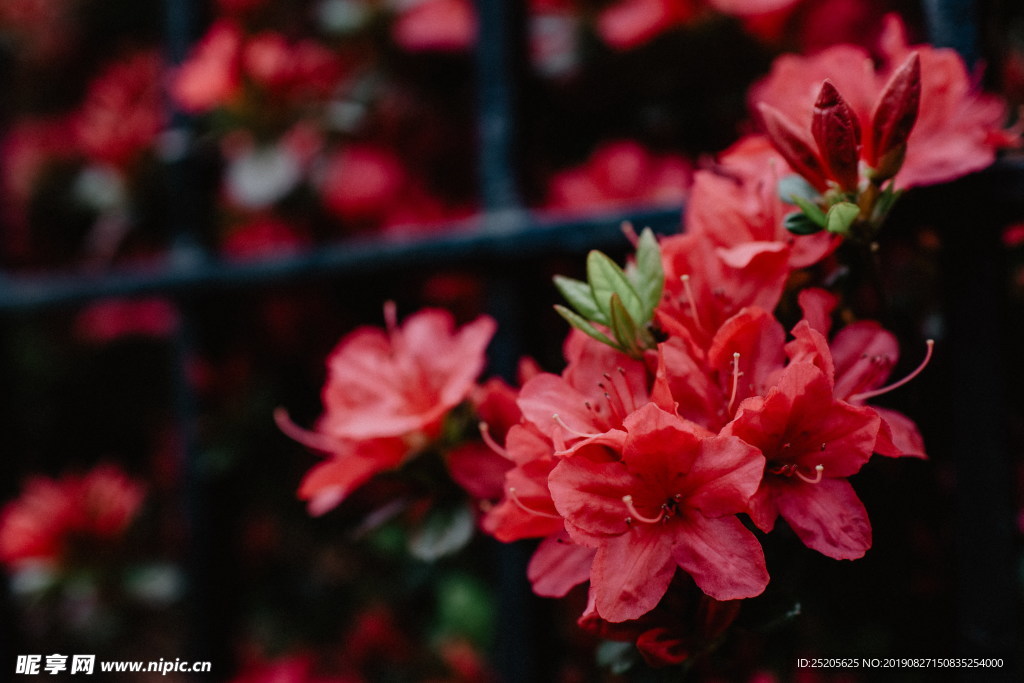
776,477 -> 871,559
592,527 -> 676,622
527,532 -> 596,598
671,515 -> 769,600
873,406 -> 927,458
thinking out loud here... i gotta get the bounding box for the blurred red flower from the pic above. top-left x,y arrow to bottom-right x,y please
74,50 -> 164,169
0,464 -> 145,570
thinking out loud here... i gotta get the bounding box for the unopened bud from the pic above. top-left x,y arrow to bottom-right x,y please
757,102 -> 830,192
812,80 -> 862,192
869,52 -> 921,179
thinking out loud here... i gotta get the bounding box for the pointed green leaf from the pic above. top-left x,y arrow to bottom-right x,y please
587,250 -> 645,325
630,228 -> 664,319
609,293 -> 642,357
789,194 -> 827,227
825,201 -> 860,235
554,305 -> 620,350
553,275 -> 606,324
784,211 -> 823,235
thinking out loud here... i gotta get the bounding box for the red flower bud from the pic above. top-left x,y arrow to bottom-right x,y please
812,80 -> 862,192
757,102 -> 830,192
869,52 -> 921,171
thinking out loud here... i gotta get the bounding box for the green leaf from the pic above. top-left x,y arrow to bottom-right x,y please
630,228 -> 664,319
554,305 -> 620,350
778,174 -> 820,205
609,293 -> 641,357
587,250 -> 645,325
825,201 -> 860,235
789,194 -> 827,227
784,211 -> 822,235
553,275 -> 606,324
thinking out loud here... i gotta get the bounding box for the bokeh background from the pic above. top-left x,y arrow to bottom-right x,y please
1,0 -> 1023,681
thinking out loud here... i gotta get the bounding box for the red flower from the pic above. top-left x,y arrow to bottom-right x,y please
320,145 -> 408,226
724,362 -> 880,559
596,0 -> 696,52
656,232 -> 790,352
750,14 -> 1019,188
74,51 -> 164,169
392,0 -> 477,53
281,307 -> 495,514
687,136 -> 838,269
549,404 -> 767,621
0,464 -> 145,570
545,140 -> 691,213
171,20 -> 243,113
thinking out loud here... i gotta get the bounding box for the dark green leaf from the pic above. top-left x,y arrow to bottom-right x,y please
784,211 -> 823,235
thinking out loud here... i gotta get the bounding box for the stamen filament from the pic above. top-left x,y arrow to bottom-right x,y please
478,422 -> 510,459
680,275 -> 707,333
850,339 -> 934,402
622,495 -> 665,525
552,413 -> 602,439
727,352 -> 742,415
508,487 -> 562,519
274,408 -> 341,453
795,464 -> 825,484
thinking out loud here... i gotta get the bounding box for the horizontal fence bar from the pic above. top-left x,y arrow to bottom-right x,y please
0,206 -> 683,314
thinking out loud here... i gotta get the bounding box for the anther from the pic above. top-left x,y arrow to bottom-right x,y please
849,339 -> 934,402
508,487 -> 562,519
478,422 -> 510,459
622,495 -> 665,525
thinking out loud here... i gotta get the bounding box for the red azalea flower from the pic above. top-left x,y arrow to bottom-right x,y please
320,145 -> 408,226
549,403 -> 767,622
546,140 -> 691,213
74,51 -> 164,169
281,306 -> 495,514
74,297 -> 178,343
750,14 -> 1019,188
596,0 -> 696,51
688,136 -> 839,270
724,362 -> 880,559
222,215 -> 310,261
392,0 -> 477,52
0,464 -> 145,570
242,33 -> 343,101
787,289 -> 930,459
517,330 -> 666,447
171,20 -> 244,114
656,232 -> 790,352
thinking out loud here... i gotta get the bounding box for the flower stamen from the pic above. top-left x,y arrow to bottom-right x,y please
795,464 -> 825,484
622,494 -> 665,525
274,408 -> 341,453
552,413 -> 602,439
728,352 -> 742,415
478,422 -> 509,459
508,487 -> 561,519
680,274 -> 707,333
849,339 -> 934,402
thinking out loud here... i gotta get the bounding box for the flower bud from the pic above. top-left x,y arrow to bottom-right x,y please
757,102 -> 830,192
869,52 -> 921,179
812,80 -> 862,192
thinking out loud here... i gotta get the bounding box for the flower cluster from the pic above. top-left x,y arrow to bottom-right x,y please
0,464 -> 145,572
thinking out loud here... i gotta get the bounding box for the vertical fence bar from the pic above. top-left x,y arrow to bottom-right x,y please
162,0 -> 232,676
924,0 -> 1019,675
473,2 -> 539,682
